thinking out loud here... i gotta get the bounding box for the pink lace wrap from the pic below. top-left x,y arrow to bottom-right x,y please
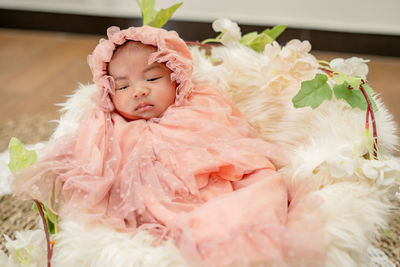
87,25 -> 194,112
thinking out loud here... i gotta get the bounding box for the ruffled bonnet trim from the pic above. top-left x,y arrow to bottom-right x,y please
87,25 -> 194,112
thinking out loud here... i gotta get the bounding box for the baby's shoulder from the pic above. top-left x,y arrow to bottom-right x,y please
186,82 -> 242,116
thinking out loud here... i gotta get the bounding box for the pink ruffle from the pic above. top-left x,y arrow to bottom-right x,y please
87,26 -> 193,112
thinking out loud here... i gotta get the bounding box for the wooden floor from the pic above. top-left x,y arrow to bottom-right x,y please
0,29 -> 101,122
1,28 -> 399,133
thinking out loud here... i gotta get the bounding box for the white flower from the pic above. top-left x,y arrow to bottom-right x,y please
330,57 -> 370,78
5,229 -> 47,267
263,41 -> 281,58
325,146 -> 355,178
396,190 -> 400,200
212,18 -> 241,46
280,40 -> 312,59
361,158 -> 400,186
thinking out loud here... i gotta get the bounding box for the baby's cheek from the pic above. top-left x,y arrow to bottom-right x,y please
110,95 -> 117,108
111,94 -> 125,109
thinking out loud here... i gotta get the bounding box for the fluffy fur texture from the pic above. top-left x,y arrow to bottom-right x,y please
191,43 -> 399,266
190,42 -> 399,266
51,84 -> 98,140
51,218 -> 187,267
0,149 -> 13,196
2,41 -> 399,266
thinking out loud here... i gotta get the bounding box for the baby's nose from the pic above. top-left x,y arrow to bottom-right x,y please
133,87 -> 149,98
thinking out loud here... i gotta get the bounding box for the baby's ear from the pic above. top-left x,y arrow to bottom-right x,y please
164,36 -> 192,61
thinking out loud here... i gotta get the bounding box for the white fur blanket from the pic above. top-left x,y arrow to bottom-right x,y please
1,40 -> 399,267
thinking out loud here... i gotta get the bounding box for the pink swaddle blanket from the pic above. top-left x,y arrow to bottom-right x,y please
14,26 -> 326,266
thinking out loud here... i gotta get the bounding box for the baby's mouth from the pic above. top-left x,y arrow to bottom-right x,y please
135,103 -> 154,113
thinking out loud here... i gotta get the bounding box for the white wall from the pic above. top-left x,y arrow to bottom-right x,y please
1,0 -> 400,35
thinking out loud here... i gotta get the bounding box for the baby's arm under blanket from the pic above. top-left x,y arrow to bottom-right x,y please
190,83 -> 290,169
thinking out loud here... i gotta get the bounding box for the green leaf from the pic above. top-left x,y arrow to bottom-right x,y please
333,73 -> 362,90
249,33 -> 274,52
239,25 -> 287,52
292,73 -> 332,109
32,202 -> 58,235
15,248 -> 32,266
361,84 -> 378,112
262,25 -> 287,41
137,0 -> 157,25
44,205 -> 58,234
333,81 -> 369,111
240,31 -> 258,46
147,2 -> 182,28
8,137 -> 38,173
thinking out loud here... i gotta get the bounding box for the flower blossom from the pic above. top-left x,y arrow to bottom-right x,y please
323,143 -> 399,189
212,18 -> 241,46
280,40 -> 312,59
361,158 -> 400,186
263,41 -> 281,59
4,230 -> 47,267
325,146 -> 355,178
330,57 -> 370,78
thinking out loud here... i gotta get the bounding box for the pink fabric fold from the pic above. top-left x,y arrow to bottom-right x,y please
14,85 -> 325,266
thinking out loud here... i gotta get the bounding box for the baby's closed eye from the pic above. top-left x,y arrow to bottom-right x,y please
147,77 -> 161,82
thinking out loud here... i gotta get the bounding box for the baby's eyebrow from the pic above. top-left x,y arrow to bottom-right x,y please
144,64 -> 163,73
114,76 -> 127,81
113,65 -> 163,81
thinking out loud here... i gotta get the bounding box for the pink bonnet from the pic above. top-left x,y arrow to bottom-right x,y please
87,25 -> 193,112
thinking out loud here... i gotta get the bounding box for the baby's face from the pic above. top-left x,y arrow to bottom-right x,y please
108,42 -> 176,121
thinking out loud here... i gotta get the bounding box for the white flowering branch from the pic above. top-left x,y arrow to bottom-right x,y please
8,138 -> 57,267
293,58 -> 379,159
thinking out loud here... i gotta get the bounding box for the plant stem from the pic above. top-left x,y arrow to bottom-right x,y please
319,67 -> 332,75
320,67 -> 379,158
359,84 -> 378,159
33,200 -> 52,267
185,41 -> 221,48
185,41 -> 211,48
201,32 -> 223,44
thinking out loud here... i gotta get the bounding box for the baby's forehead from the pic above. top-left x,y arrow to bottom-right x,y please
114,41 -> 156,56
108,41 -> 158,71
